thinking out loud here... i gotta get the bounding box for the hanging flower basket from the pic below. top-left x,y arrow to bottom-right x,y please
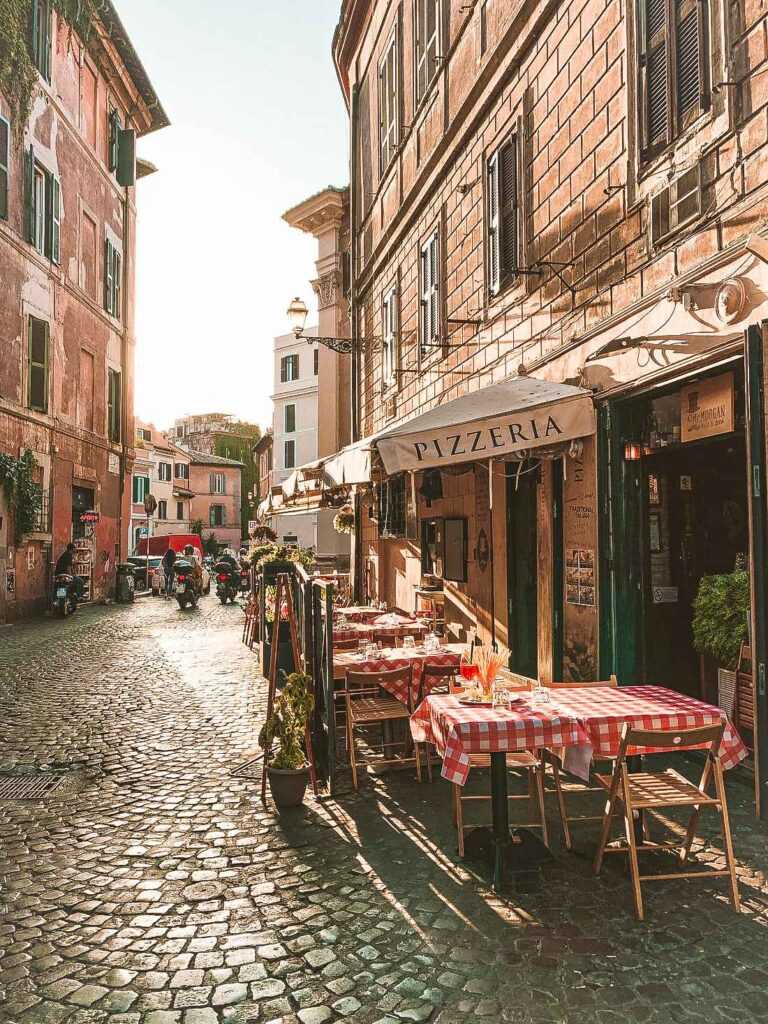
252,524 -> 277,543
333,506 -> 355,535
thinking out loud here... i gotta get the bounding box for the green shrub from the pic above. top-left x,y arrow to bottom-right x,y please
258,671 -> 314,770
692,571 -> 750,670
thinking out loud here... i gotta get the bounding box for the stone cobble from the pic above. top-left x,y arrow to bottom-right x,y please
2,598 -> 768,1023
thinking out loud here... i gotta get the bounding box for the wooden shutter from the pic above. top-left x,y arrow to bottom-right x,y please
113,249 -> 121,318
499,137 -> 519,280
0,117 -> 8,220
641,0 -> 671,152
420,242 -> 431,353
28,317 -> 48,412
47,174 -> 61,264
117,128 -> 136,186
104,238 -> 113,311
25,146 -> 35,244
487,151 -> 500,295
428,233 -> 439,345
676,0 -> 708,129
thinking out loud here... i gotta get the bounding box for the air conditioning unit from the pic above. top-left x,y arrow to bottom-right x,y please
651,165 -> 702,247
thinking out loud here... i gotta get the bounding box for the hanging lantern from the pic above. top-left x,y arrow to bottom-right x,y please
623,441 -> 643,462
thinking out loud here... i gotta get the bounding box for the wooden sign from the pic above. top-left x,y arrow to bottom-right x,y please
681,372 -> 734,442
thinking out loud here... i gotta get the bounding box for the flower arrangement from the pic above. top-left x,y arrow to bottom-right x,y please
333,505 -> 355,535
249,540 -> 316,572
473,647 -> 505,698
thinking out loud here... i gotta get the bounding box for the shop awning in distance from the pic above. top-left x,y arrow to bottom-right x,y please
375,376 -> 596,475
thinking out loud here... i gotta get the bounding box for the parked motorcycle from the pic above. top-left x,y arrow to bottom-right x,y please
53,573 -> 78,617
214,562 -> 239,604
173,558 -> 201,610
238,568 -> 250,595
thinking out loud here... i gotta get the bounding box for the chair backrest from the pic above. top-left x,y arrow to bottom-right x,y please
345,665 -> 414,708
422,662 -> 457,699
374,630 -> 400,647
333,638 -> 360,652
617,721 -> 725,763
549,674 -> 618,689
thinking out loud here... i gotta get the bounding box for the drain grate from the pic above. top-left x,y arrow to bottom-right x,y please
0,773 -> 65,800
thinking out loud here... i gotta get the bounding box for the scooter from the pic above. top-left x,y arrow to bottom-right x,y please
53,573 -> 78,617
238,568 -> 250,595
214,562 -> 239,604
173,559 -> 200,610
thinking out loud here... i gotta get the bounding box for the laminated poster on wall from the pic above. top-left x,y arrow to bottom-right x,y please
565,547 -> 595,606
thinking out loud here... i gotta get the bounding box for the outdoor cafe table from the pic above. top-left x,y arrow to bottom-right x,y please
333,606 -> 384,623
410,686 -> 749,891
333,642 -> 465,705
333,621 -> 430,643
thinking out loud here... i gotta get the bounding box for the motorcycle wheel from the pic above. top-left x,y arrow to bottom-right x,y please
56,599 -> 67,618
176,596 -> 187,609
219,593 -> 227,605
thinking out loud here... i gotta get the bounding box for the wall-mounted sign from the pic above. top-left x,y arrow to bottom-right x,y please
476,528 -> 489,572
108,453 -> 120,475
653,586 -> 679,604
680,372 -> 734,443
6,569 -> 15,595
248,521 -> 259,534
80,510 -> 100,524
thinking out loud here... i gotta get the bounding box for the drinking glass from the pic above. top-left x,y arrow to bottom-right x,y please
402,635 -> 415,650
459,650 -> 479,683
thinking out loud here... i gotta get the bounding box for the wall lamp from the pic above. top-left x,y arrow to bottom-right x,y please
286,296 -> 355,354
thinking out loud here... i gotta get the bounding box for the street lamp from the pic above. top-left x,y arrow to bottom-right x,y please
285,296 -> 354,354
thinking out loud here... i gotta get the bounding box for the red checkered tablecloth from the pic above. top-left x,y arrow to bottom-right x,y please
333,646 -> 462,706
333,607 -> 385,623
549,685 -> 748,772
333,623 -> 428,643
410,695 -> 589,786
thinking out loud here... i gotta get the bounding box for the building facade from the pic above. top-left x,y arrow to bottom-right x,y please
254,430 -> 274,519
334,0 -> 768,804
129,422 -> 192,551
188,451 -> 244,552
0,0 -> 167,620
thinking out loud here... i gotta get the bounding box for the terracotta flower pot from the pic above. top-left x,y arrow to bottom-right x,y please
267,765 -> 309,808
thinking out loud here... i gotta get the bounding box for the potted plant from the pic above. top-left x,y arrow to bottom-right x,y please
333,505 -> 355,535
259,671 -> 315,807
692,571 -> 750,710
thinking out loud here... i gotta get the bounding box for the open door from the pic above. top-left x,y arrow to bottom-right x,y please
746,324 -> 768,816
506,462 -> 538,679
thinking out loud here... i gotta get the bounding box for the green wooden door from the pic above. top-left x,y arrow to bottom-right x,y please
506,463 -> 538,679
552,462 -> 564,681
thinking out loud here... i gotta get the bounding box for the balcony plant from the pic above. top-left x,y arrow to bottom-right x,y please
259,671 -> 314,807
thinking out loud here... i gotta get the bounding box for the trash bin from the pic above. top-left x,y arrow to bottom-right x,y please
116,563 -> 136,603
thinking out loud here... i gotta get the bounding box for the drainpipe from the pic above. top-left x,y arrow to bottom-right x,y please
118,184 -> 131,570
349,83 -> 363,601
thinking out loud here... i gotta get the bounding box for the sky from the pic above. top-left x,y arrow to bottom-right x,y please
120,1 -> 349,433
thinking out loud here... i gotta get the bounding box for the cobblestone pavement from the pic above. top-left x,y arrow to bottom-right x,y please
3,598 -> 768,1024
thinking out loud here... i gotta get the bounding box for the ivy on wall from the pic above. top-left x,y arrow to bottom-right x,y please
0,0 -> 105,138
0,449 -> 42,541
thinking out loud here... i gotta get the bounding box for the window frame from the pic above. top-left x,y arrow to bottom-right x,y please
158,462 -> 172,482
104,235 -> 122,318
382,283 -> 398,391
420,515 -> 468,582
284,439 -> 296,470
157,499 -> 167,520
30,0 -> 52,81
107,368 -> 121,442
0,115 -> 9,221
132,474 -> 150,504
211,472 -> 226,495
379,25 -> 400,175
174,462 -> 189,480
418,226 -> 441,361
209,504 -> 225,527
27,315 -> 49,413
487,133 -> 521,298
280,353 -> 299,382
414,0 -> 441,107
176,501 -> 185,521
284,403 -> 296,433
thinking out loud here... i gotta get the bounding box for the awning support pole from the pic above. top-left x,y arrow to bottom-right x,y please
488,458 -> 497,652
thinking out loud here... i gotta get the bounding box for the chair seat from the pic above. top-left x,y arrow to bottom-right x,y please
595,768 -> 721,809
467,751 -> 539,769
349,696 -> 410,724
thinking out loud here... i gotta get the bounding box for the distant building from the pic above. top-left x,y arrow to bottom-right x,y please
187,451 -> 244,552
254,431 -> 274,523
130,422 -> 192,551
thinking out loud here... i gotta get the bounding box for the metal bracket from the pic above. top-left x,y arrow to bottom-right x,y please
528,260 -> 577,301
312,337 -> 355,354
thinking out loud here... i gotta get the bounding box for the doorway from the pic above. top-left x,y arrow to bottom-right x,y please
506,462 -> 538,679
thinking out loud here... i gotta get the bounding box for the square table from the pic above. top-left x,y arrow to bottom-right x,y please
333,643 -> 464,706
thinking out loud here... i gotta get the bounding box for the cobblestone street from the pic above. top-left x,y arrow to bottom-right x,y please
2,598 -> 768,1024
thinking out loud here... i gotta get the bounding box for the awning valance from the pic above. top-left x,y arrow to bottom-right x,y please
375,376 -> 596,474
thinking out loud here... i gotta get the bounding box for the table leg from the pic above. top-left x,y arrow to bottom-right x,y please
490,751 -> 510,893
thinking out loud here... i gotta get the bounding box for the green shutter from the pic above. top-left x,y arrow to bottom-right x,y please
104,238 -> 112,310
499,137 -> 518,281
28,317 -> 49,412
51,175 -> 60,263
116,128 -> 136,186
25,146 -> 35,244
0,117 -> 8,221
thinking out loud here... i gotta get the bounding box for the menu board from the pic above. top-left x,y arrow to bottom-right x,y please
565,547 -> 595,606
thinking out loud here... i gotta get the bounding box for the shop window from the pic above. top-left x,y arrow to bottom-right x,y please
107,369 -> 121,442
210,472 -> 226,494
638,0 -> 709,159
132,475 -> 149,504
487,135 -> 520,295
284,404 -> 296,433
0,116 -> 9,220
419,229 -> 440,357
176,501 -> 184,520
25,148 -> 60,262
30,0 -> 52,80
284,439 -> 295,469
382,285 -> 398,389
158,462 -> 172,481
157,500 -> 167,520
280,353 -> 299,382
376,474 -> 407,538
379,26 -> 399,173
104,236 -> 121,317
420,516 -> 468,582
415,0 -> 441,104
28,316 -> 49,413
210,504 -> 225,527
175,462 -> 189,480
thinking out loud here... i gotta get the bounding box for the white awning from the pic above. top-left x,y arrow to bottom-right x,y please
375,376 -> 596,474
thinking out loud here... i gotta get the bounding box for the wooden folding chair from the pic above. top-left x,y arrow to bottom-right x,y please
373,629 -> 401,647
333,637 -> 360,652
734,642 -> 754,749
345,667 -> 421,790
543,676 -> 618,851
593,721 -> 740,921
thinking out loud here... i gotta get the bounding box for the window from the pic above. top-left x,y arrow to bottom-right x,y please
280,353 -> 299,382
25,148 -> 60,262
210,504 -> 225,527
420,516 -> 468,581
313,348 -> 319,375
158,462 -> 172,482
0,116 -> 8,220
283,534 -> 298,544
284,404 -> 296,433
415,0 -> 440,104
284,440 -> 295,469
639,0 -> 709,158
210,472 -> 226,494
108,108 -> 121,172
487,135 -> 520,295
419,229 -> 440,357
30,0 -> 52,80
133,475 -> 150,503
480,0 -> 488,55
78,349 -> 94,431
175,462 -> 189,480
379,29 -> 399,172
28,316 -> 49,412
104,237 -> 121,317
107,369 -> 121,442
176,501 -> 184,520
157,500 -> 167,520
382,285 -> 398,389
137,427 -> 152,442
376,474 -> 407,538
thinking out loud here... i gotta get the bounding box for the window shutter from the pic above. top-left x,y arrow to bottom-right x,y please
209,473 -> 214,493
0,117 -> 8,220
420,245 -> 430,352
114,249 -> 121,318
116,128 -> 136,186
676,0 -> 707,128
25,146 -> 35,244
499,138 -> 519,279
429,234 -> 439,343
487,151 -> 500,295
641,0 -> 670,152
50,175 -> 61,264
108,110 -> 121,172
30,0 -> 39,65
104,238 -> 112,310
